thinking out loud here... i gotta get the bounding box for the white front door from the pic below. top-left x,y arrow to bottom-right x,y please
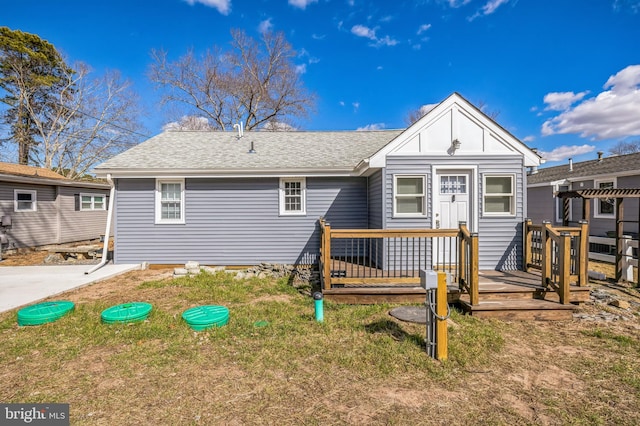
434,170 -> 472,265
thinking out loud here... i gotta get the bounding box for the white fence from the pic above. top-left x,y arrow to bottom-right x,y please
589,235 -> 637,281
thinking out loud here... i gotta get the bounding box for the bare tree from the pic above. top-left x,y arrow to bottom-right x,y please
148,29 -> 315,131
163,115 -> 215,131
609,139 -> 640,156
26,62 -> 144,179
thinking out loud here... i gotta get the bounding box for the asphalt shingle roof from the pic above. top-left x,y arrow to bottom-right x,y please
0,162 -> 67,180
527,152 -> 640,185
95,130 -> 403,173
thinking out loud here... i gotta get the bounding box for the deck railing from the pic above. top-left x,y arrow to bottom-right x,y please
319,218 -> 479,302
458,222 -> 479,305
524,219 -> 588,304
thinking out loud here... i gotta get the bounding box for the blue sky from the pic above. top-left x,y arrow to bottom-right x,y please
3,0 -> 640,167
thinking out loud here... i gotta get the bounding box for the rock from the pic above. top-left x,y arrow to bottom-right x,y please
43,253 -> 64,264
609,299 -> 631,309
257,272 -> 267,279
174,268 -> 189,276
234,271 -> 245,280
185,261 -> 200,270
588,270 -> 606,280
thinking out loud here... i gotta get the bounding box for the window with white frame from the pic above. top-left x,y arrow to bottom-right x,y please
14,190 -> 37,212
155,179 -> 185,224
394,175 -> 426,216
483,175 -> 514,216
555,184 -> 571,223
80,193 -> 106,211
279,177 -> 306,215
594,179 -> 615,218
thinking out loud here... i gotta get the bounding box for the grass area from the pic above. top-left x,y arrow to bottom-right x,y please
1,270 -> 639,424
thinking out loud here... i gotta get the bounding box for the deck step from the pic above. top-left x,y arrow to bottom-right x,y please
457,298 -> 576,321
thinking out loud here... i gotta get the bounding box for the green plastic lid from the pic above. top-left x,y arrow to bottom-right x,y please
17,301 -> 75,326
182,305 -> 229,331
101,302 -> 152,324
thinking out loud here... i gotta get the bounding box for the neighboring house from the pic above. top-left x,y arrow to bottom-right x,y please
94,93 -> 541,270
0,162 -> 110,249
527,151 -> 640,237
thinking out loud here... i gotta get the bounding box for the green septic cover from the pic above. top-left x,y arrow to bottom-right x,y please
17,301 -> 75,326
182,305 -> 229,331
101,302 -> 152,324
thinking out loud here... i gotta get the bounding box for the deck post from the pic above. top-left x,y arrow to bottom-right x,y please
470,232 -> 479,306
458,222 -> 467,289
559,232 -> 571,304
615,197 -> 624,283
524,218 -> 532,272
322,220 -> 332,291
578,220 -> 589,286
541,221 -> 552,288
436,271 -> 448,361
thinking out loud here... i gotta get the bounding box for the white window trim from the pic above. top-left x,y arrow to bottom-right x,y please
594,178 -> 616,219
555,184 -> 572,223
279,177 -> 306,216
80,193 -> 106,211
393,174 -> 427,217
155,178 -> 185,224
482,174 -> 515,217
14,189 -> 37,212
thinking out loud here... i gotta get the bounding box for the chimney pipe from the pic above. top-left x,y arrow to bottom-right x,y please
597,151 -> 603,161
568,158 -> 573,172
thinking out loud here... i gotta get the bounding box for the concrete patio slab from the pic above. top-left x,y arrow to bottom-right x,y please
0,263 -> 140,314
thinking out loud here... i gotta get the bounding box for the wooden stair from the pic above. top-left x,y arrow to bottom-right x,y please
454,270 -> 590,320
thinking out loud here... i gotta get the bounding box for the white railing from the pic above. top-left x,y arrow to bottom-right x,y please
589,235 -> 637,281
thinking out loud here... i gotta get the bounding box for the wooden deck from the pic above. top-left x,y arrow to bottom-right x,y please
318,219 -> 590,320
323,269 -> 590,320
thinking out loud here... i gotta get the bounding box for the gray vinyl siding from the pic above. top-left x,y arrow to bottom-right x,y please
58,186 -> 110,243
113,177 -> 368,265
384,155 -> 526,271
0,182 -> 57,247
477,158 -> 525,270
367,170 -> 383,229
526,186 -> 555,224
367,170 -> 384,267
384,158 -> 433,270
0,181 -> 106,248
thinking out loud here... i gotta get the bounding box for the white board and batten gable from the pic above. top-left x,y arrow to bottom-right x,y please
368,93 -> 541,169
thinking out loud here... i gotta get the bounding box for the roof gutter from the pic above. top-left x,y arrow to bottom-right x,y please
0,173 -> 109,189
85,174 -> 115,275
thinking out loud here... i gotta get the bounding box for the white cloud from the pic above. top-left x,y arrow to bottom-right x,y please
311,33 -> 326,40
613,0 -> 640,13
295,64 -> 307,74
288,0 -> 318,9
351,24 -> 376,40
352,102 -> 360,111
357,123 -> 386,131
351,24 -> 398,47
339,101 -> 345,107
542,64 -> 640,140
418,103 -> 438,115
184,0 -> 231,15
258,18 -> 273,34
537,144 -> 595,162
522,135 -> 536,143
417,24 -> 432,35
468,0 -> 510,21
447,0 -> 472,7
543,91 -> 589,111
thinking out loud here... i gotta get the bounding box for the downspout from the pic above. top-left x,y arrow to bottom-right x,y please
85,173 -> 115,274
